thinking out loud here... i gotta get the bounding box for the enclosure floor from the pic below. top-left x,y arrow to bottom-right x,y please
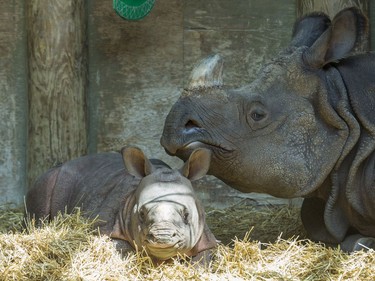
1,206 -> 374,280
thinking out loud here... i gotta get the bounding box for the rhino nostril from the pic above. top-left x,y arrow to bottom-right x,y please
147,233 -> 155,241
185,120 -> 200,129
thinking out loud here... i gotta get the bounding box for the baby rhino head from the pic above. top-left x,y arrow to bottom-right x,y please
116,146 -> 213,261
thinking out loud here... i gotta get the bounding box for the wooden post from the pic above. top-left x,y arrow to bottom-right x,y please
296,0 -> 370,51
27,0 -> 87,186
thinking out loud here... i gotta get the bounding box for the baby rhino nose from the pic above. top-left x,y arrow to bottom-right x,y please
147,226 -> 178,244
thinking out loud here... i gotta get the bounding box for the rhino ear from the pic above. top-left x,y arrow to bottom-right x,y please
121,146 -> 154,178
187,54 -> 223,90
303,7 -> 368,68
290,12 -> 331,48
180,148 -> 212,181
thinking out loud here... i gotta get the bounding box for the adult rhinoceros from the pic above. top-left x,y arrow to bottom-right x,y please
161,7 -> 375,251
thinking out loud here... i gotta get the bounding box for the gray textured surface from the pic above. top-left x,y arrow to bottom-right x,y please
372,1 -> 375,50
0,2 -> 27,208
87,0 -> 183,165
183,0 -> 295,85
182,0 -> 297,207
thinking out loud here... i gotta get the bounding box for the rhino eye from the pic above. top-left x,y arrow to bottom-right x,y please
139,207 -> 146,222
182,209 -> 190,224
251,111 -> 265,121
246,103 -> 269,130
249,105 -> 267,121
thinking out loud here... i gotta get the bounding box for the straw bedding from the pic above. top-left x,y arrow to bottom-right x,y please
0,204 -> 374,281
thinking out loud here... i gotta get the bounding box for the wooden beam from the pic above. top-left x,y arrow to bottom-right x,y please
27,0 -> 87,186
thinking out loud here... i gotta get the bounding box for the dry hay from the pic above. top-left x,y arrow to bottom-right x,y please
0,205 -> 374,281
205,201 -> 307,245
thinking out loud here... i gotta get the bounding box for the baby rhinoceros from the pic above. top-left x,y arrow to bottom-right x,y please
25,147 -> 217,263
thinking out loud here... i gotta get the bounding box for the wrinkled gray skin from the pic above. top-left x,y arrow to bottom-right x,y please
25,147 -> 217,262
161,7 -> 375,252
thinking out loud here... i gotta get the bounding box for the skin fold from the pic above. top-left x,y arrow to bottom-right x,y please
161,8 -> 375,252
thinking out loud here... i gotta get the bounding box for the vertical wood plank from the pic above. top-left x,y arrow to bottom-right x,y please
0,1 -> 28,207
27,0 -> 87,186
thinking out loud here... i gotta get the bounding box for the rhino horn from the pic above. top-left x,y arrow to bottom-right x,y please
187,54 -> 223,89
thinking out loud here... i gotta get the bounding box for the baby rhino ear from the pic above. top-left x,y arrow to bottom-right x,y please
121,146 -> 154,178
304,7 -> 368,68
180,148 -> 212,181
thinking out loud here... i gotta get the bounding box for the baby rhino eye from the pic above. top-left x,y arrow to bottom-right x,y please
182,208 -> 190,224
139,207 -> 146,222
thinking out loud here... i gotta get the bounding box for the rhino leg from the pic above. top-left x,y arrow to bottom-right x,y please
111,239 -> 134,257
302,198 -> 375,252
190,248 -> 214,267
25,166 -> 61,226
341,235 -> 375,252
301,197 -> 338,245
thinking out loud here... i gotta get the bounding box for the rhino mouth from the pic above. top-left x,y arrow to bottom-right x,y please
175,141 -> 233,159
144,227 -> 185,250
145,241 -> 187,260
145,241 -> 181,249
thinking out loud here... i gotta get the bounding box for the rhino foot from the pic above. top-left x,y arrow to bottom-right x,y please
340,235 -> 375,252
352,237 -> 375,252
301,197 -> 339,244
190,248 -> 214,267
112,238 -> 134,257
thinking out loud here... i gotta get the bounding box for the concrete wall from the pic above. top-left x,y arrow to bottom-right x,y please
0,2 -> 27,208
372,1 -> 375,49
87,0 -> 183,160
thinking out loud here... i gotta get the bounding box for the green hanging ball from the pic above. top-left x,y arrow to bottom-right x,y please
113,0 -> 156,21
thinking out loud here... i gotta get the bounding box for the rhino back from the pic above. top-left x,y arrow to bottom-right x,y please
26,166 -> 62,223
28,152 -> 139,232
